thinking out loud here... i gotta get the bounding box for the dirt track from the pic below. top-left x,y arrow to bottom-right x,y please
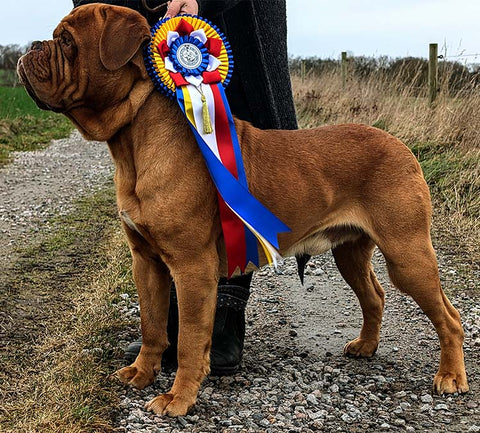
1,133 -> 479,432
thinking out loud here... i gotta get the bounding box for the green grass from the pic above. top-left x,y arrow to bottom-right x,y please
0,86 -> 72,165
0,86 -> 49,118
420,148 -> 479,218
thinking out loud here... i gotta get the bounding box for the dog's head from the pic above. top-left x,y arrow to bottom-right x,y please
17,4 -> 153,140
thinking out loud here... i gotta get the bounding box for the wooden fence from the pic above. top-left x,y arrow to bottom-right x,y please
298,43 -> 444,104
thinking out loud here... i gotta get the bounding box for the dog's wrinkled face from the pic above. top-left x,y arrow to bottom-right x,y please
17,4 -> 151,115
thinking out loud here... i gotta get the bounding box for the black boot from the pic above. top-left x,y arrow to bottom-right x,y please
124,288 -> 179,366
209,281 -> 249,375
124,275 -> 251,375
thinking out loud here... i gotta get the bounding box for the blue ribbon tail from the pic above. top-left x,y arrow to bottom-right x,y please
192,127 -> 290,248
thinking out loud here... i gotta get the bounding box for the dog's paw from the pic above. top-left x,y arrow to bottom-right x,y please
145,393 -> 194,417
116,365 -> 156,389
433,372 -> 469,395
343,337 -> 378,358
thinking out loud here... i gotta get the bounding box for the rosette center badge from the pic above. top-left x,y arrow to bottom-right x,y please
175,41 -> 204,69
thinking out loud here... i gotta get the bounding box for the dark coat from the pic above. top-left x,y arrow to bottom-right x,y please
198,0 -> 297,130
72,0 -> 297,130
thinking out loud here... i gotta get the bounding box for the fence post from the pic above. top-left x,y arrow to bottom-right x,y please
301,60 -> 306,83
428,43 -> 438,105
341,52 -> 348,88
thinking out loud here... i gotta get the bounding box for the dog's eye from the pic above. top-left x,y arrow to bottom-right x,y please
61,33 -> 72,47
59,31 -> 77,62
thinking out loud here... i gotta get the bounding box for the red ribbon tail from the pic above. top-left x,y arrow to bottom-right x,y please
218,195 -> 247,276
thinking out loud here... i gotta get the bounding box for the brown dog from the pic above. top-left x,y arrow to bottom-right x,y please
18,4 -> 468,417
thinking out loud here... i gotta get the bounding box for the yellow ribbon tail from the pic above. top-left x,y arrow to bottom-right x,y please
239,214 -> 284,270
256,235 -> 283,269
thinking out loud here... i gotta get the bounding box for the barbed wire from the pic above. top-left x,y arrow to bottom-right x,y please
438,53 -> 480,60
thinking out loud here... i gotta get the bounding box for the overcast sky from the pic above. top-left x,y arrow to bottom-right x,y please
2,1 -> 479,63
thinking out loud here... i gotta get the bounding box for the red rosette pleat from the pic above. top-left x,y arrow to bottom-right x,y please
170,72 -> 190,87
157,40 -> 170,60
206,38 -> 223,58
202,70 -> 222,84
175,18 -> 195,36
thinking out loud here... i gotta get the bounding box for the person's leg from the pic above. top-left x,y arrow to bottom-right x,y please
210,274 -> 252,374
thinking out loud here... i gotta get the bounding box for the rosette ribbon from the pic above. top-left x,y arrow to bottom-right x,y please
144,16 -> 290,276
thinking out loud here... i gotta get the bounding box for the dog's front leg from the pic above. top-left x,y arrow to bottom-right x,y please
116,230 -> 172,389
145,249 -> 219,417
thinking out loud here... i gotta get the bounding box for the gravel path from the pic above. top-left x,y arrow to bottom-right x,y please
117,255 -> 480,433
1,132 -> 479,432
0,130 -> 113,267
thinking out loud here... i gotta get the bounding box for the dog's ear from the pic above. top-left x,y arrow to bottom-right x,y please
99,6 -> 151,71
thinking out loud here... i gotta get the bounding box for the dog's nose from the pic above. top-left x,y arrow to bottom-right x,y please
30,41 -> 43,51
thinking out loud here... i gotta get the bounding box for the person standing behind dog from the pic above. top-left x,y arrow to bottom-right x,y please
71,0 -> 298,374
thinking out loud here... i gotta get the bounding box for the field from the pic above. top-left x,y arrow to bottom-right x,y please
0,69 -> 18,87
0,86 -> 72,164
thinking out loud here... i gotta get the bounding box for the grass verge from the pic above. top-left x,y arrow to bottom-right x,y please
0,86 -> 72,165
0,186 -> 137,433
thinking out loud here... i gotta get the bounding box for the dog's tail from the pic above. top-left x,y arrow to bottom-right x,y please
296,254 -> 311,285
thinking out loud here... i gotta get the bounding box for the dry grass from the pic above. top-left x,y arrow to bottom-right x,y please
18,232 -> 133,433
293,68 -> 480,150
292,69 -> 480,266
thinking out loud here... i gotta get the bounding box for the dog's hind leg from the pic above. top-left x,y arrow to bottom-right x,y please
116,233 -> 172,389
380,233 -> 468,394
332,235 -> 385,357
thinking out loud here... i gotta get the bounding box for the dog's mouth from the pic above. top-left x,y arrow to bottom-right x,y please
18,65 -> 51,111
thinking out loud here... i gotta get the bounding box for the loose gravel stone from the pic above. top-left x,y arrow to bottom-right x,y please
0,131 -> 112,269
420,394 -> 434,404
115,253 -> 480,432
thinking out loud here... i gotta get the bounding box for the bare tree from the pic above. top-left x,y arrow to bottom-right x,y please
0,44 -> 28,86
